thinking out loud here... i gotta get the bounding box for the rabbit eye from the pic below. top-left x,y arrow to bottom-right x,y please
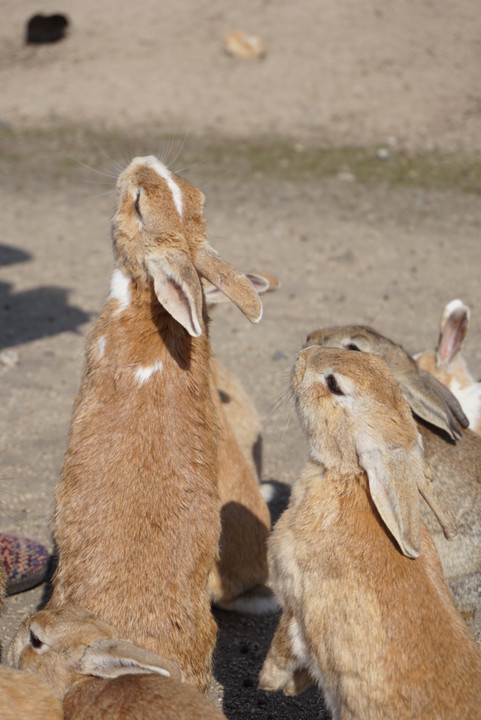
326,374 -> 344,396
345,343 -> 361,352
29,630 -> 44,650
134,190 -> 142,218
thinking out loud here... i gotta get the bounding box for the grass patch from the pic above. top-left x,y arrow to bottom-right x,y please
1,124 -> 481,194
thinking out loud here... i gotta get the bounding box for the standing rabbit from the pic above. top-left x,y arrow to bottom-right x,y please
416,299 -> 481,436
48,155 -> 269,691
8,604 -> 227,719
304,324 -> 481,591
259,346 -> 481,719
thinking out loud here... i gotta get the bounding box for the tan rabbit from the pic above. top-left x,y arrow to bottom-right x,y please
206,271 -> 280,481
205,270 -> 280,612
0,667 -> 63,720
259,346 -> 481,719
304,324 -> 481,593
48,155 -> 271,691
8,605 -> 226,720
416,299 -> 481,436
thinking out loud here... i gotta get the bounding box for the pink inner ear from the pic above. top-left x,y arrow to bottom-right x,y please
154,272 -> 203,337
439,310 -> 467,364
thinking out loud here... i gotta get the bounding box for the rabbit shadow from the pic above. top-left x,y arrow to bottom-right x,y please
0,279 -> 91,349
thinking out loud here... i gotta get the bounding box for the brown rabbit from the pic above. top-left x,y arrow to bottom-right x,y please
259,346 -> 481,719
416,299 -> 481,436
8,604 -> 226,719
205,270 -> 280,612
304,324 -> 481,596
48,155 -> 269,691
206,270 -> 280,481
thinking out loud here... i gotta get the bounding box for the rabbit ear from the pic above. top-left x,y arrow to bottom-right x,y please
194,245 -> 263,323
77,638 -> 183,681
358,446 -> 421,558
416,461 -> 457,541
145,250 -> 204,337
396,367 -> 468,438
202,271 -> 279,306
438,299 -> 470,365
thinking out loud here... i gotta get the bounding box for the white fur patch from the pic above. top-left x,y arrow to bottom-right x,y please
134,360 -> 164,386
260,481 -> 277,504
444,298 -> 467,317
136,156 -> 183,219
449,378 -> 481,429
109,269 -> 131,313
97,335 -> 106,359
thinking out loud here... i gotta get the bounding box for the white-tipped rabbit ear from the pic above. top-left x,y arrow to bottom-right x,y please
358,446 -> 421,558
194,245 -> 263,323
438,299 -> 470,365
77,638 -> 183,682
145,250 -> 204,337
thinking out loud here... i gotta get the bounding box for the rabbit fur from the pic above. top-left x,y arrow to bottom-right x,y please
259,346 -> 481,720
48,155 -> 270,691
206,271 -> 279,482
305,324 -> 481,599
416,299 -> 481,436
8,604 -> 226,719
205,270 -> 280,612
0,667 -> 63,720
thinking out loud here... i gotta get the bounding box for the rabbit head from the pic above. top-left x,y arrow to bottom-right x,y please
305,325 -> 468,440
292,346 -> 456,558
8,605 -> 183,700
111,156 -> 262,337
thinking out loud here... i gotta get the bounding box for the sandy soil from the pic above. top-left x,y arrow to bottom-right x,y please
0,1 -> 480,717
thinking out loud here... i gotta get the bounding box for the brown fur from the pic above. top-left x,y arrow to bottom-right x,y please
9,605 -> 226,720
260,347 -> 481,719
213,356 -> 263,480
63,675 -> 226,720
0,667 -> 63,720
48,156 -> 266,691
304,324 -> 481,604
208,363 -> 273,611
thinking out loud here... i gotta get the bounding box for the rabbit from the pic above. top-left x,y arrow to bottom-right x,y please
0,667 -> 63,720
304,324 -> 481,593
415,299 -> 481,436
204,270 -> 280,612
48,155 -> 271,692
259,346 -> 481,719
8,604 -> 227,719
205,270 -> 280,481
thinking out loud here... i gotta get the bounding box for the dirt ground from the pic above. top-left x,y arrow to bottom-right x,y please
1,1 -> 481,717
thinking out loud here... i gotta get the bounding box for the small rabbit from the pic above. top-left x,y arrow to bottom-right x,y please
8,604 -> 227,719
0,667 -> 63,720
205,269 -> 280,612
416,299 -> 481,436
49,155 -> 270,691
304,324 -> 481,590
259,346 -> 481,719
